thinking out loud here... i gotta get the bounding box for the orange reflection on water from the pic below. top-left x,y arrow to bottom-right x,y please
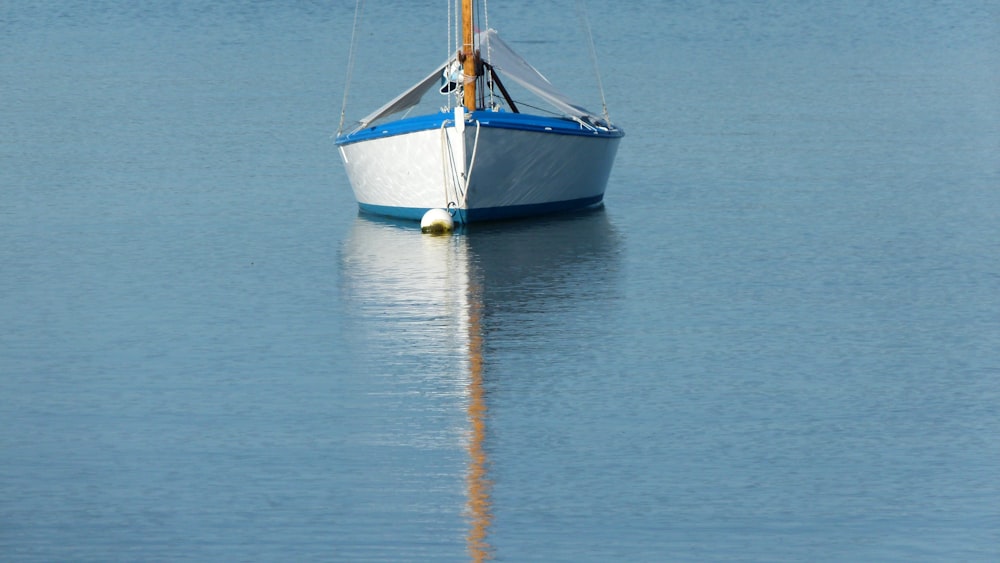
465,285 -> 493,562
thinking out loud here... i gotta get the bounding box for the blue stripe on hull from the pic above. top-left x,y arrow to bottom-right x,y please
358,194 -> 605,224
337,110 -> 623,146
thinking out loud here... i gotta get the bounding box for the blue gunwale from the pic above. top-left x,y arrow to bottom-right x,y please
336,110 -> 624,146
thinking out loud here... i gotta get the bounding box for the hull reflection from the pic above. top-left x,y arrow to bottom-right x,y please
338,210 -> 621,561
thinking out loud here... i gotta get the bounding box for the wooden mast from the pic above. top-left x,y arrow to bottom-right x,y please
461,0 -> 477,112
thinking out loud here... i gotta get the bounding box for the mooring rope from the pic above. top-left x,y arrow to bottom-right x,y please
439,116 -> 481,214
465,119 -> 481,201
440,120 -> 458,209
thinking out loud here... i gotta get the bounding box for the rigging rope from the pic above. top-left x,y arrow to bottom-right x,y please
482,0 -> 494,109
452,0 -> 462,109
446,0 -> 450,82
447,0 -> 455,111
338,0 -> 366,135
576,0 -> 611,124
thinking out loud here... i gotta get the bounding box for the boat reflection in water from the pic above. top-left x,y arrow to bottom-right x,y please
338,210 -> 621,561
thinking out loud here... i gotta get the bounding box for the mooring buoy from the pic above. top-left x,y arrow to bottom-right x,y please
420,208 -> 454,235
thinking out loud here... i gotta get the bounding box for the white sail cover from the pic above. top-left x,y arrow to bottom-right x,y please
478,29 -> 593,119
352,60 -> 450,131
351,29 -> 599,132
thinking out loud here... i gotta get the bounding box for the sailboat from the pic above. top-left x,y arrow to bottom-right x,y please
335,1 -> 624,224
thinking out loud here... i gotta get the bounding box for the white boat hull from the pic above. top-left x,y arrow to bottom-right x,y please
337,111 -> 622,223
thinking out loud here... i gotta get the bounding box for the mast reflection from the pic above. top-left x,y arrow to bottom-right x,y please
465,277 -> 491,561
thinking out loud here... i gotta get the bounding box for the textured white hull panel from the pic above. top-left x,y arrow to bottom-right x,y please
339,127 -> 464,211
338,119 -> 621,222
465,126 -> 620,209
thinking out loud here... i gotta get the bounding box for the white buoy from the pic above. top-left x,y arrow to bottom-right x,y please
421,208 -> 454,235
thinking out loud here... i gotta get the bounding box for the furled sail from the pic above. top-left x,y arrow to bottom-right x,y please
350,29 -> 603,132
352,61 -> 450,131
478,29 -> 594,120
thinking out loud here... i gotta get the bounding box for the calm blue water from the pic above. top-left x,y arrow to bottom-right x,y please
2,1 -> 999,561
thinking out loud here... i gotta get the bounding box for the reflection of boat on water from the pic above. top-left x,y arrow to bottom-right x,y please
340,209 -> 621,324
341,210 -> 622,337
464,210 -> 622,320
338,210 -> 621,560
